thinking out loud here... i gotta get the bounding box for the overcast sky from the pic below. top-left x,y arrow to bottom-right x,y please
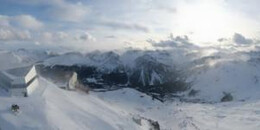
0,0 -> 260,51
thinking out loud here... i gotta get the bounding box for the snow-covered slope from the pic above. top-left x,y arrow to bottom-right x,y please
95,87 -> 260,130
0,78 -> 146,130
2,77 -> 260,130
185,47 -> 260,102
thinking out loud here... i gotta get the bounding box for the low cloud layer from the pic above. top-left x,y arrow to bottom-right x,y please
99,20 -> 150,33
148,34 -> 193,48
0,28 -> 31,41
77,32 -> 96,42
46,1 -> 89,22
12,15 -> 43,30
233,33 -> 253,44
0,14 -> 43,41
0,15 -> 43,30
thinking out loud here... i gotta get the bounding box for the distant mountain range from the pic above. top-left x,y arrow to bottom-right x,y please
1,46 -> 260,102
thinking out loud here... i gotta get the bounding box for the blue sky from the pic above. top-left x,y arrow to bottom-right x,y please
0,0 -> 260,51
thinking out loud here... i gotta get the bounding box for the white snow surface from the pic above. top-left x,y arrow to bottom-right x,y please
96,88 -> 260,130
1,78 -> 260,130
0,78 -> 141,130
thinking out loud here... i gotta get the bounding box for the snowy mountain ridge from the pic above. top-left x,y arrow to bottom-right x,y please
1,43 -> 260,129
1,43 -> 260,103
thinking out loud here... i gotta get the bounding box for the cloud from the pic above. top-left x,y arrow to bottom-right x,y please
148,34 -> 193,48
0,15 -> 38,41
100,20 -> 150,33
0,14 -> 43,41
56,31 -> 68,39
0,0 -> 60,5
77,32 -> 96,42
0,14 -> 43,30
218,38 -> 228,42
3,0 -> 259,51
32,31 -> 98,51
0,15 -> 10,26
0,28 -> 31,41
41,32 -> 53,41
149,1 -> 177,13
105,35 -> 116,39
2,0 -> 90,23
12,15 -> 43,30
47,2 -> 89,22
34,31 -> 96,46
36,31 -> 70,44
157,7 -> 177,13
233,33 -> 253,44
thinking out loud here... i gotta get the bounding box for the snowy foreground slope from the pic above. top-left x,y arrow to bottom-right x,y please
1,77 -> 260,130
0,78 -> 142,130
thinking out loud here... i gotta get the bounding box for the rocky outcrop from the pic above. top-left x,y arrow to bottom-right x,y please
132,115 -> 160,130
221,92 -> 233,102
